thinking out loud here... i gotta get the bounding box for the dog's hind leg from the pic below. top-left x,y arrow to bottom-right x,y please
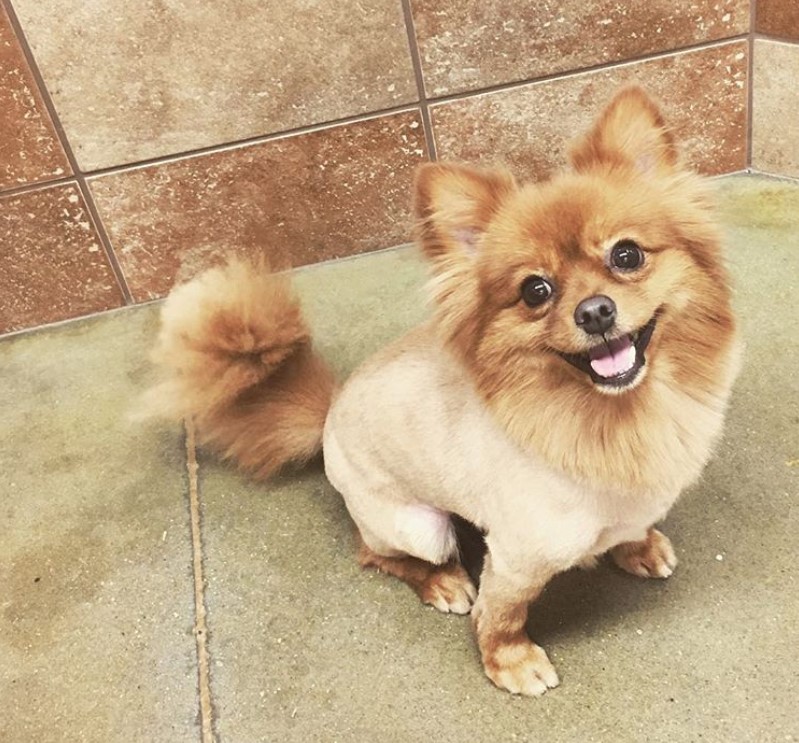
355,530 -> 477,615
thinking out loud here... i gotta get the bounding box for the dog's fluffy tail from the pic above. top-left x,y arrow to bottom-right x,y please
142,258 -> 336,479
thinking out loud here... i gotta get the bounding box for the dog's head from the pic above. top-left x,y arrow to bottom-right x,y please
414,87 -> 736,409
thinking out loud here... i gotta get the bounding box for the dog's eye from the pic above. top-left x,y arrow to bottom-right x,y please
520,276 -> 553,307
610,240 -> 644,270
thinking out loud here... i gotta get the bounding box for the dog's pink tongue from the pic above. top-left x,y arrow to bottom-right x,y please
589,336 -> 635,378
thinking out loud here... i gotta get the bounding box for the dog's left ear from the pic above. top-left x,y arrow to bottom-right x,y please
413,163 -> 517,263
569,86 -> 679,176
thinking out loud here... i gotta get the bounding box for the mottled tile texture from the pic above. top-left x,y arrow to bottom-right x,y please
432,43 -> 748,178
11,0 -> 417,170
0,184 -> 124,334
0,5 -> 69,190
0,0 -> 767,338
756,0 -> 799,39
752,40 -> 799,178
89,112 -> 428,301
0,306 -> 200,743
411,0 -> 748,95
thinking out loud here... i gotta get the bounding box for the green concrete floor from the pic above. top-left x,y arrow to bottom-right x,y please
1,174 -> 798,742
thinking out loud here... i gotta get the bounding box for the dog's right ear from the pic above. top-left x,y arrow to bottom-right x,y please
412,163 -> 516,353
413,163 -> 517,262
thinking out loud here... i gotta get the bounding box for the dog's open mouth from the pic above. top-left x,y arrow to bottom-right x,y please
558,315 -> 658,389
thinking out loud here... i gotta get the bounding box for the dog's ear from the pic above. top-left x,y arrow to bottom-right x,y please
569,86 -> 679,176
412,163 -> 516,353
413,163 -> 517,263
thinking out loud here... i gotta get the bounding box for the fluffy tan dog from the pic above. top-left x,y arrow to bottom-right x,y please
145,87 -> 740,696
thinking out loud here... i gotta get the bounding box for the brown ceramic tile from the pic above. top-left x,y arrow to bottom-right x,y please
11,0 -> 418,171
0,184 -> 125,334
411,0 -> 749,96
756,0 -> 799,39
431,42 -> 748,179
89,112 -> 429,301
0,5 -> 70,191
752,41 -> 799,178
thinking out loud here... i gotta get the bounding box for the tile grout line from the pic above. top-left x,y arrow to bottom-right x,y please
746,0 -> 756,168
0,241 -> 416,341
185,418 -> 217,743
0,174 -> 76,200
0,33 -> 750,190
747,168 -> 799,183
423,34 -> 750,106
0,297 -> 160,342
0,0 -> 134,303
753,30 -> 799,44
77,179 -> 135,304
83,104 -> 424,180
0,242 -> 414,341
399,0 -> 437,160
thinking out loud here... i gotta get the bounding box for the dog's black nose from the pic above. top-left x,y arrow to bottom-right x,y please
574,295 -> 616,335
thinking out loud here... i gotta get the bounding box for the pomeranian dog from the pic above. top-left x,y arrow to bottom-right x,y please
145,86 -> 740,696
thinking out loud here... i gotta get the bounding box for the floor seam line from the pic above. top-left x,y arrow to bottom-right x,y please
185,417 -> 216,743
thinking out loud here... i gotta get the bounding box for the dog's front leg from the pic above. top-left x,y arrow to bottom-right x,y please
610,527 -> 677,579
471,552 -> 559,696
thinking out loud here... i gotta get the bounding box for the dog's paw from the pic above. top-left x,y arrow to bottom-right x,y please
483,641 -> 560,697
420,563 -> 478,615
611,528 -> 677,579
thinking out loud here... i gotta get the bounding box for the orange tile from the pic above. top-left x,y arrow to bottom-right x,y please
89,112 -> 429,301
431,42 -> 748,179
0,5 -> 70,191
411,0 -> 749,96
756,0 -> 799,39
11,0 -> 418,170
0,184 -> 124,334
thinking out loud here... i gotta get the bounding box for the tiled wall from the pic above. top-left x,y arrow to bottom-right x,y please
0,0 -> 771,335
753,2 -> 799,178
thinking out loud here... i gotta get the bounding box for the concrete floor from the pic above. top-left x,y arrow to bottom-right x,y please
1,174 -> 797,742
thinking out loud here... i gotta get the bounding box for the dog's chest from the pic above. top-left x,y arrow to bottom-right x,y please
450,415 -> 676,566
326,347 -> 676,568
